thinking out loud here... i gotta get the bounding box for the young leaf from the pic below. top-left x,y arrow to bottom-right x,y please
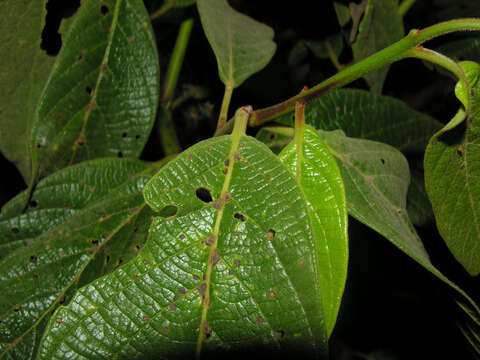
279,125 -> 348,337
276,89 -> 442,155
38,135 -> 328,359
424,61 -> 480,276
0,159 -> 162,359
196,0 -> 276,88
352,0 -> 404,93
0,0 -> 160,183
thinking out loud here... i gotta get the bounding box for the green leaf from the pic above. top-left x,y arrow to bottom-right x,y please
334,2 -> 351,27
168,0 -> 196,7
436,36 -> 480,65
352,0 -> 404,93
406,170 -> 434,228
424,61 -> 480,276
317,130 -> 479,318
0,158 -> 163,359
276,89 -> 442,155
0,0 -> 57,181
304,36 -> 344,60
279,125 -> 348,337
196,0 -> 276,88
0,0 -> 160,183
38,135 -> 328,359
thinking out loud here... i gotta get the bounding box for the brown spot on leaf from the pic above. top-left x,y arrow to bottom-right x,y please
211,201 -> 222,210
197,282 -> 207,298
223,192 -> 233,202
234,152 -> 241,161
143,259 -> 149,265
210,249 -> 221,267
222,168 -> 228,174
13,304 -> 21,312
179,287 -> 186,295
239,143 -> 245,147
128,36 -> 134,42
208,147 -> 213,152
162,327 -> 169,333
204,235 -> 215,246
55,317 -> 62,324
29,255 -> 38,263
234,212 -> 246,222
99,215 -> 110,222
298,258 -> 306,267
266,229 -> 276,240
234,259 -> 240,267
179,234 -> 185,240
74,134 -> 85,146
274,330 -> 285,339
142,315 -> 150,322
268,290 -> 276,299
265,174 -> 270,180
193,274 -> 200,281
257,316 -> 264,323
203,321 -> 212,339
224,159 -> 230,166
169,304 -> 177,312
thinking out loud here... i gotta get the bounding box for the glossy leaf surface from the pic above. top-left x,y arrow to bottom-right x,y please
352,0 -> 404,93
197,0 -> 276,88
279,126 -> 348,337
1,0 -> 159,182
0,159 -> 161,359
38,135 -> 328,359
424,61 -> 480,276
276,89 -> 441,155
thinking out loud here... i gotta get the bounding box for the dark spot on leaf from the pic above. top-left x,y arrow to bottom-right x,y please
134,244 -> 140,252
158,205 -> 178,218
179,234 -> 185,240
195,187 -> 213,203
88,238 -> 99,245
234,259 -> 240,267
86,86 -> 92,95
132,274 -> 138,281
268,290 -> 276,298
193,274 -> 200,281
11,227 -> 19,234
162,327 -> 169,333
257,316 -> 264,323
234,152 -> 241,161
35,143 -> 42,149
142,316 -> 150,322
100,4 -> 109,15
116,258 -> 123,267
32,274 -> 39,279
224,159 -> 230,166
169,304 -> 177,312
266,229 -> 276,240
203,321 -> 212,339
380,158 -> 385,165
59,296 -> 65,304
269,133 -> 277,140
198,282 -> 207,298
55,317 -> 62,324
298,258 -> 306,267
239,143 -> 245,147
30,255 -> 38,263
228,269 -> 233,275
179,287 -> 186,294
77,50 -> 86,61
210,249 -> 221,267
122,132 -> 128,138
234,212 -> 246,222
222,168 -> 228,174
106,255 -> 110,263
135,134 -> 141,140
143,259 -> 149,265
232,232 -> 239,237
275,330 -> 285,339
208,147 -> 213,152
224,192 -> 233,202
13,304 -> 21,312
211,201 -> 223,210
189,154 -> 193,160
133,227 -> 138,233
117,151 -> 123,158
29,199 -> 39,208
265,174 -> 270,180
204,235 -> 215,246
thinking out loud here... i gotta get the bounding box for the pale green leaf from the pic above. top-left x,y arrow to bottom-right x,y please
0,158 -> 162,359
38,135 -> 328,359
279,126 -> 348,337
424,61 -> 480,276
352,0 -> 404,93
196,0 -> 276,88
276,89 -> 442,155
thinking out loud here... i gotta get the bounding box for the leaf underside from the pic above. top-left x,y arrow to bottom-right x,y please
38,135 -> 328,359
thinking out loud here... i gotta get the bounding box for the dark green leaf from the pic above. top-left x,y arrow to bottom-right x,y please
276,89 -> 442,155
279,126 -> 348,337
352,0 -> 404,93
0,0 -> 160,183
334,2 -> 351,27
0,158 -> 163,359
38,135 -> 328,359
406,170 -> 434,227
424,61 -> 480,276
196,0 -> 276,88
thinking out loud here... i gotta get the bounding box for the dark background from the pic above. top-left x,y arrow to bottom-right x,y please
1,0 -> 480,358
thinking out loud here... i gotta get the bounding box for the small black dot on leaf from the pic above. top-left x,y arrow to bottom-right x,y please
85,86 -> 92,95
29,199 -> 39,208
234,212 -> 246,222
195,187 -> 213,203
266,229 -> 276,240
135,134 -> 141,140
122,132 -> 128,138
30,255 -> 38,263
11,227 -> 19,234
100,4 -> 109,14
275,330 -> 285,339
117,151 -> 123,158
380,158 -> 385,165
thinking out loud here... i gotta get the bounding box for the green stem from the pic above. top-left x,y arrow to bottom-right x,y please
150,0 -> 178,21
247,18 -> 480,128
325,40 -> 344,71
398,0 -> 416,17
404,46 -> 470,93
162,18 -> 194,107
216,85 -> 234,134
